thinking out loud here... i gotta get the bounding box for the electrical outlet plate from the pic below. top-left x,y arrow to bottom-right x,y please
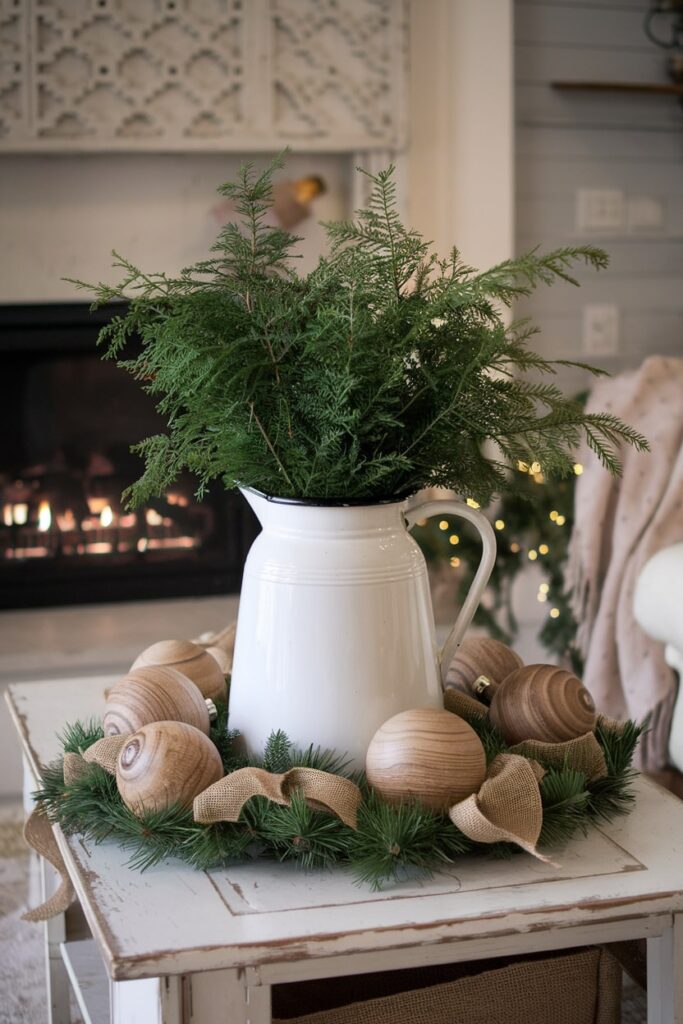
576,189 -> 625,232
582,304 -> 619,356
627,196 -> 664,233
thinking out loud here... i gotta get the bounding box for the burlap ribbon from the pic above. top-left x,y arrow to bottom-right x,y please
510,732 -> 607,782
443,688 -> 489,721
21,808 -> 77,922
449,753 -> 552,862
194,766 -> 362,830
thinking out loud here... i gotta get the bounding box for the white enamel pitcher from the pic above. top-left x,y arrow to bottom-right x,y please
228,488 -> 496,768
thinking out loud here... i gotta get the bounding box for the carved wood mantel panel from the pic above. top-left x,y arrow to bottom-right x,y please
0,0 -> 407,152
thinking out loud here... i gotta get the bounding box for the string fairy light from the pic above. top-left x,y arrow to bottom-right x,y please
439,520 -> 449,530
449,534 -> 459,545
538,543 -> 549,555
549,607 -> 560,619
494,519 -> 505,530
528,549 -> 538,561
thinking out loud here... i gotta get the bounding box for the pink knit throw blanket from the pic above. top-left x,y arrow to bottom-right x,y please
566,356 -> 683,769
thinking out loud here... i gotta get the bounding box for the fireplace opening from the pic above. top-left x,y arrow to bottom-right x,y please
0,303 -> 258,610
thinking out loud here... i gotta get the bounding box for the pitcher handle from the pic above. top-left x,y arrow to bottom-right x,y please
405,499 -> 497,686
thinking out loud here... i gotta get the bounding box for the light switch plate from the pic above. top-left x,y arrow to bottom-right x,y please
576,189 -> 625,232
583,304 -> 619,356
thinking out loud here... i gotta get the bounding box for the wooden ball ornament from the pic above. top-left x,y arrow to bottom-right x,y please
132,639 -> 227,703
204,645 -> 231,676
116,721 -> 223,816
446,636 -> 523,694
365,708 -> 487,812
489,664 -> 597,746
104,666 -> 210,737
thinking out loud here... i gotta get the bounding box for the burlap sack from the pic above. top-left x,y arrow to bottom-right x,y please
272,946 -> 621,1024
443,689 -> 489,722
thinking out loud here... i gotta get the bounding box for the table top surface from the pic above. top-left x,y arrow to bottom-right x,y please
7,677 -> 683,982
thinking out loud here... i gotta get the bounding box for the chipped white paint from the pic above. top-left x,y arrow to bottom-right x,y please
7,678 -> 683,1022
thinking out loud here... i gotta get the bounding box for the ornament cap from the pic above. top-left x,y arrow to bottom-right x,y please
205,698 -> 218,722
473,674 -> 494,703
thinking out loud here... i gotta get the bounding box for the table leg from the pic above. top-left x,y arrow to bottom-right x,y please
40,857 -> 71,1024
648,914 -> 683,1024
187,968 -> 272,1024
110,976 -> 183,1024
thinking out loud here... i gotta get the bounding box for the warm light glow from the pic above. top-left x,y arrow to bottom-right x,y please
145,509 -> 163,527
137,538 -> 148,553
517,460 -> 529,473
556,515 -> 566,526
449,534 -> 459,545
146,536 -> 197,550
494,519 -> 505,531
533,473 -> 544,484
37,501 -> 51,532
530,461 -> 541,475
13,503 -> 28,526
449,556 -> 460,568
549,510 -> 559,521
540,582 -> 549,594
528,549 -> 538,561
537,593 -> 547,603
573,463 -> 584,476
87,497 -> 108,516
85,542 -> 113,555
2,505 -> 12,527
56,510 -> 76,531
100,505 -> 114,528
439,520 -> 449,531
416,519 -> 427,527
7,545 -> 49,559
466,497 -> 480,509
119,513 -> 137,529
550,607 -> 560,619
539,543 -> 549,555
510,542 -> 520,553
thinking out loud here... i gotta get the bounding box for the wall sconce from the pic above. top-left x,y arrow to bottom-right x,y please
272,175 -> 327,229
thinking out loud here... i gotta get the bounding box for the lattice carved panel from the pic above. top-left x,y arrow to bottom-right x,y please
0,0 -> 407,151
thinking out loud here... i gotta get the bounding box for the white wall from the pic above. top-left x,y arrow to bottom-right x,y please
515,0 -> 683,391
0,153 -> 350,302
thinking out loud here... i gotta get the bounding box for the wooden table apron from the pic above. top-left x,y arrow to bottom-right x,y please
6,678 -> 683,1024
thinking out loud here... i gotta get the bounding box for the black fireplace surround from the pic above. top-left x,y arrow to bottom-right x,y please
0,303 -> 259,610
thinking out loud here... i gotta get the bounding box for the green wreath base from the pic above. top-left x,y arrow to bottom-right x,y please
34,703 -> 642,891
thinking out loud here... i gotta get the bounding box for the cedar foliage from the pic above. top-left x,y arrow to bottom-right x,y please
34,712 -> 642,890
71,155 -> 647,506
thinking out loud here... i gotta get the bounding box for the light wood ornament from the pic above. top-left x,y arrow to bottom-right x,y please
104,666 -> 210,737
489,664 -> 597,746
446,636 -> 523,694
132,639 -> 227,702
204,645 -> 231,676
365,708 -> 487,812
116,721 -> 223,816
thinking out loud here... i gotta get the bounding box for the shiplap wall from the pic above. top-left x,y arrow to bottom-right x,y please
515,0 -> 683,391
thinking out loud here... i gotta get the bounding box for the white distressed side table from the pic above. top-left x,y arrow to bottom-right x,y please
6,678 -> 683,1024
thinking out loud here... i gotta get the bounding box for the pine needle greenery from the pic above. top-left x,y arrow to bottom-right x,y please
70,155 -> 648,507
34,708 -> 642,890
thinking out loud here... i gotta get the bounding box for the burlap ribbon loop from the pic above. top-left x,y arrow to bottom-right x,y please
193,766 -> 362,830
21,808 -> 77,922
510,731 -> 607,782
443,688 -> 489,722
449,753 -> 552,862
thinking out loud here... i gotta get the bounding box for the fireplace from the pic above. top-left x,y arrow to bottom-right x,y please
0,303 -> 259,610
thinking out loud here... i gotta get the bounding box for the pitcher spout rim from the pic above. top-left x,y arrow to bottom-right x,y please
238,484 -> 416,509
